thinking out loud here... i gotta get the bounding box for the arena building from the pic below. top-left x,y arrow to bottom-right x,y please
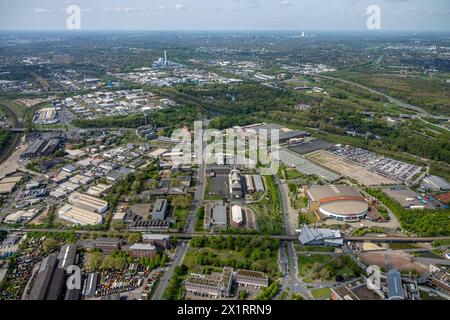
306,185 -> 368,221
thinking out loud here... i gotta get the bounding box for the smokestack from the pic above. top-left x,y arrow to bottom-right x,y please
164,50 -> 167,64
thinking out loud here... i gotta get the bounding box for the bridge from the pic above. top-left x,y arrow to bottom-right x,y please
2,228 -> 449,244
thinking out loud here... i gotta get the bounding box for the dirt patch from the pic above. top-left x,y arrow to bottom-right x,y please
358,251 -> 428,274
307,150 -> 397,186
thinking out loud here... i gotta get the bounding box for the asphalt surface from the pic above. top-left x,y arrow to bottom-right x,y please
152,240 -> 189,300
151,120 -> 206,300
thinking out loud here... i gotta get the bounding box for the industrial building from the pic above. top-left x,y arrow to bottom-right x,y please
235,269 -> 269,288
28,244 -> 78,300
245,175 -> 255,194
58,204 -> 103,226
331,278 -> 383,300
306,185 -> 369,221
20,133 -> 64,159
427,266 -> 450,295
142,234 -> 171,250
420,175 -> 450,192
40,138 -> 61,156
0,175 -> 22,195
298,224 -> 343,246
84,272 -> 98,298
231,205 -> 243,228
229,168 -> 243,199
33,107 -> 59,125
151,199 -> 168,221
128,243 -> 157,258
211,204 -> 227,229
57,244 -> 77,271
243,123 -> 310,144
85,237 -> 122,254
68,192 -> 108,214
3,208 -> 40,224
252,175 -> 265,192
136,125 -> 157,141
387,269 -> 404,300
185,267 -> 234,298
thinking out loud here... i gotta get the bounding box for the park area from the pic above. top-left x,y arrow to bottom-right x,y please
183,236 -> 280,277
297,253 -> 361,283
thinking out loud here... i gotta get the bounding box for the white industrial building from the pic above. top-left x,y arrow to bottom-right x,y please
231,205 -> 243,228
86,183 -> 112,197
68,192 -> 108,214
58,204 -> 103,226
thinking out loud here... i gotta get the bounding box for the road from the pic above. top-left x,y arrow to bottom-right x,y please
274,176 -> 296,236
278,241 -> 312,299
152,240 -> 189,300
152,120 -> 206,300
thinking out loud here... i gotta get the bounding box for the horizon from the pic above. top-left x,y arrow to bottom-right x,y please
1,0 -> 449,32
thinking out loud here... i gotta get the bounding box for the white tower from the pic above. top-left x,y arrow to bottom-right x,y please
164,50 -> 168,65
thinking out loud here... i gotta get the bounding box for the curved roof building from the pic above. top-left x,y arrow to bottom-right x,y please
307,185 -> 368,221
231,205 -> 243,227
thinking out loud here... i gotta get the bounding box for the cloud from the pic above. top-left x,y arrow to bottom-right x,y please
175,4 -> 185,11
34,8 -> 53,13
280,0 -> 293,7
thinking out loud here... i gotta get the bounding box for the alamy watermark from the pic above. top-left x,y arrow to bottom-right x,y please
66,265 -> 82,290
66,5 -> 81,30
366,5 -> 381,30
366,265 -> 381,290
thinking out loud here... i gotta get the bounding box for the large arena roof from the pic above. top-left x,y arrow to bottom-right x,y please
307,185 -> 368,218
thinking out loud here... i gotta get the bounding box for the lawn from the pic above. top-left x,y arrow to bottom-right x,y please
173,207 -> 189,231
249,175 -> 281,234
298,254 -> 360,282
295,245 -> 335,253
285,168 -> 303,180
311,287 -> 331,299
183,246 -> 279,277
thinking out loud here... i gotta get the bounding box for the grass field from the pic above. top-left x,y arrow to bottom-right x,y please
183,247 -> 279,277
311,287 -> 332,299
298,254 -> 359,282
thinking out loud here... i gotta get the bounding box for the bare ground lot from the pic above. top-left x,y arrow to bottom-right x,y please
306,150 -> 397,186
0,136 -> 28,179
357,251 -> 428,274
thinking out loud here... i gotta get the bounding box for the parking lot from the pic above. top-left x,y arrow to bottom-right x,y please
329,145 -> 422,183
307,150 -> 397,186
210,175 -> 230,199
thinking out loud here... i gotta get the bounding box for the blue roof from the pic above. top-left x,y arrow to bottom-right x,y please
387,269 -> 404,300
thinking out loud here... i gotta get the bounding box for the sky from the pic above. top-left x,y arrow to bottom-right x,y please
0,0 -> 449,32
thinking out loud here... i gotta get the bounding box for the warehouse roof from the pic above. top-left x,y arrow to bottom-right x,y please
421,175 -> 450,190
387,269 -> 404,300
231,205 -> 243,224
129,243 -> 156,251
68,192 -> 108,209
298,225 -> 342,245
58,204 -> 103,225
212,205 -> 227,225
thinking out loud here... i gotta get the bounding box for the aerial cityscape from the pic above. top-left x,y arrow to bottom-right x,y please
0,0 -> 450,307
